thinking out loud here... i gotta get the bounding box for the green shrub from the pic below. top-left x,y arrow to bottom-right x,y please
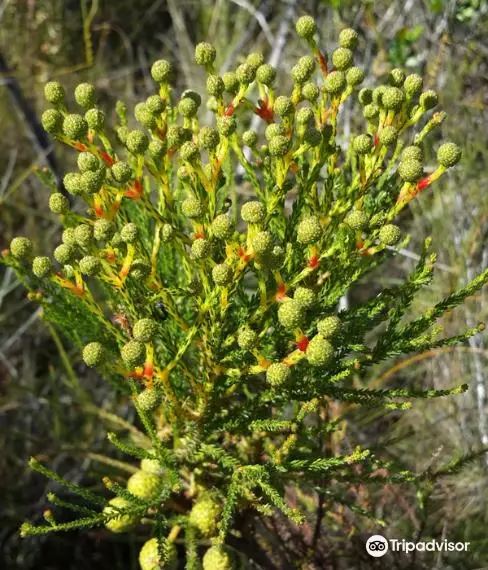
3,14 -> 485,568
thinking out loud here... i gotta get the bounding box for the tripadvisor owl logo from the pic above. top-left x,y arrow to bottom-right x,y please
366,535 -> 389,557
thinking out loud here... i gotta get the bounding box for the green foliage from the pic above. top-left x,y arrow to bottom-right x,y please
3,13 -> 487,569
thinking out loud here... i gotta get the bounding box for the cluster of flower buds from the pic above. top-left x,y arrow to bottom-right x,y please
6,13 -> 462,567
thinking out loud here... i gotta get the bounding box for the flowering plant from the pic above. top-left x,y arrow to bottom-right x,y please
3,15 -> 485,569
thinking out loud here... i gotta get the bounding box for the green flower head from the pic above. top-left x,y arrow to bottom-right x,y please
74,82 -> 96,109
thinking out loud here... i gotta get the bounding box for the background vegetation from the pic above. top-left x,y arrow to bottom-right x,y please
0,0 -> 487,568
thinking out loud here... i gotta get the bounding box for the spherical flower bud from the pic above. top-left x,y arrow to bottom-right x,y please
437,142 -> 462,168
402,145 -> 423,162
167,125 -> 191,149
251,231 -> 273,255
353,134 -> 372,154
372,85 -> 386,106
363,104 -> 379,120
77,152 -> 100,172
9,236 -> 33,259
278,299 -> 305,330
269,135 -> 290,157
179,141 -> 199,164
256,63 -> 276,86
297,215 -> 322,244
236,62 -> 255,85
54,243 -> 75,265
294,286 -> 316,309
62,228 -> 77,246
49,193 -> 69,214
205,74 -> 224,98
146,94 -> 165,115
130,259 -> 151,279
345,210 -> 369,230
44,81 -> 65,105
191,238 -> 211,260
120,223 -> 138,243
177,166 -> 192,182
389,68 -> 406,87
404,73 -> 423,97
81,169 -> 105,194
379,224 -> 401,245
265,123 -> 286,142
339,28 -> 359,49
74,224 -> 93,247
82,342 -> 105,367
133,318 -> 158,343
398,159 -> 423,183
211,214 -> 233,239
302,82 -> 319,102
63,265 -> 75,279
304,128 -> 322,147
121,340 -> 145,368
246,52 -> 264,72
148,140 -> 166,162
41,109 -> 63,134
111,233 -> 123,247
182,88 -> 202,104
178,96 -> 199,118
182,197 -> 205,219
242,130 -> 258,147
378,125 -> 398,146
63,114 -> 88,140
195,42 -> 216,67
291,63 -> 310,85
203,546 -> 235,570
140,457 -> 164,475
161,223 -> 174,242
296,107 -> 314,126
126,130 -> 149,154
103,497 -> 137,533
266,362 -> 290,387
151,59 -> 173,83
198,126 -> 220,151
332,47 -> 353,71
111,161 -> 133,183
139,538 -> 177,570
358,88 -> 372,105
137,388 -> 161,411
346,66 -> 365,86
189,497 -> 222,537
127,470 -> 160,501
298,55 -> 315,75
74,82 -> 96,109
317,316 -> 341,338
323,71 -> 346,95
237,326 -> 258,350
222,71 -> 239,94
79,255 -> 102,276
93,219 -> 115,241
216,115 -> 237,137
306,334 -> 333,366
382,87 -> 404,111
212,263 -> 232,286
32,256 -> 52,278
135,103 -> 157,129
295,15 -> 317,40
273,96 -> 294,117
85,108 -> 105,131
